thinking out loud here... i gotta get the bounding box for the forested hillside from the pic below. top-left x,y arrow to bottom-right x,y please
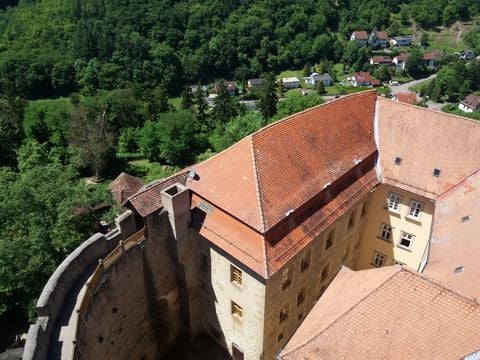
1,0 -> 479,98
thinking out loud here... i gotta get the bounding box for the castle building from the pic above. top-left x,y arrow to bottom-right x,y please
25,91 -> 480,360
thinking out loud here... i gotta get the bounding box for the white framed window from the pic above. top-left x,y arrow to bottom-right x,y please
399,232 -> 414,249
388,193 -> 401,211
373,251 -> 386,267
408,200 -> 424,219
379,224 -> 392,241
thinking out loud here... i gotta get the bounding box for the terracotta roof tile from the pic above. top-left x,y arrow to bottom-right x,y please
461,94 -> 480,109
125,170 -> 188,217
109,172 -> 144,204
353,31 -> 368,39
377,98 -> 480,198
281,266 -> 480,360
375,31 -> 388,40
395,91 -> 417,105
424,170 -> 480,299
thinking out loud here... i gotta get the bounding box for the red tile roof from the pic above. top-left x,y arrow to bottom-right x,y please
394,53 -> 409,63
424,169 -> 480,299
461,94 -> 480,110
377,98 -> 480,198
125,170 -> 189,217
109,172 -> 144,204
395,91 -> 417,105
375,31 -> 388,40
370,56 -> 392,64
352,31 -> 368,40
281,266 -> 480,360
423,50 -> 442,60
189,91 -> 377,233
353,71 -> 372,84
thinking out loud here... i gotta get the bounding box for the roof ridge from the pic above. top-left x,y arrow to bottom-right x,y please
282,266 -> 401,357
377,96 -> 480,125
248,134 -> 267,236
251,90 -> 377,138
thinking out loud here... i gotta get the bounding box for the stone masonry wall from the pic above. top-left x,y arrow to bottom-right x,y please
79,212 -> 183,360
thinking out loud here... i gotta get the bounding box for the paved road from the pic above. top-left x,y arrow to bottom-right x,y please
388,74 -> 436,95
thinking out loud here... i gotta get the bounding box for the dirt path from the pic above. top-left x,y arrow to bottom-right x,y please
455,21 -> 464,44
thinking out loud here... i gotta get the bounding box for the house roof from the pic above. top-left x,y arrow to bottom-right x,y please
109,172 -> 144,204
394,53 -> 409,63
461,94 -> 480,109
189,91 -> 377,233
353,71 -> 372,83
424,169 -> 480,299
376,98 -> 480,199
370,56 -> 392,63
281,266 -> 480,360
352,31 -> 368,39
125,170 -> 189,217
395,91 -> 417,105
423,50 -> 442,61
282,77 -> 299,83
375,30 -> 388,39
248,78 -> 263,86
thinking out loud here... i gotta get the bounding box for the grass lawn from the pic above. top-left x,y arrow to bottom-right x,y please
278,69 -> 302,79
126,158 -> 178,183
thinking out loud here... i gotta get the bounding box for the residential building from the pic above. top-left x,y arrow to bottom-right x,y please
390,35 -> 413,47
351,71 -> 372,86
369,30 -> 388,48
459,94 -> 480,113
369,56 -> 392,65
247,78 -> 263,91
392,53 -> 409,70
280,266 -> 480,359
423,50 -> 441,68
394,91 -> 417,105
303,72 -> 332,86
350,31 -> 369,45
281,77 -> 300,89
214,80 -> 237,96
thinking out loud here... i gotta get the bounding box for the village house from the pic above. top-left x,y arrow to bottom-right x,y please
281,77 -> 300,90
423,50 -> 441,68
214,80 -> 237,96
350,31 -> 369,45
394,91 -> 417,105
390,35 -> 412,47
351,71 -> 372,87
458,93 -> 480,113
392,53 -> 409,71
303,72 -> 332,86
369,30 -> 388,48
246,78 -> 263,92
369,55 -> 392,66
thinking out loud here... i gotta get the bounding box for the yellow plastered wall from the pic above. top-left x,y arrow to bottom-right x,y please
355,184 -> 434,271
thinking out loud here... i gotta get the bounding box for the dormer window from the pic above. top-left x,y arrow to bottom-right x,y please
433,168 -> 441,177
394,157 -> 402,165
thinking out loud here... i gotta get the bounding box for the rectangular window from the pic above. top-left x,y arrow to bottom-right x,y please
388,193 -> 401,211
297,288 -> 306,306
277,332 -> 284,342
379,224 -> 392,241
279,304 -> 289,323
232,344 -> 244,360
231,301 -> 243,318
298,312 -> 304,322
348,210 -> 356,229
300,250 -> 310,272
230,265 -> 242,286
399,232 -> 414,249
408,200 -> 424,219
321,264 -> 329,282
325,229 -> 335,249
394,260 -> 405,266
281,266 -> 292,290
373,251 -> 386,267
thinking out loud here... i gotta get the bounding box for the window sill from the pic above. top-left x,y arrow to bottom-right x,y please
396,245 -> 412,252
383,206 -> 401,215
405,215 -> 422,223
370,262 -> 383,268
231,281 -> 243,288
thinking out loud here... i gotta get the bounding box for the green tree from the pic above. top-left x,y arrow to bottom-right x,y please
406,47 -> 428,79
303,62 -> 312,77
212,81 -> 239,124
316,81 -> 326,95
258,72 -> 278,119
181,85 -> 194,110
